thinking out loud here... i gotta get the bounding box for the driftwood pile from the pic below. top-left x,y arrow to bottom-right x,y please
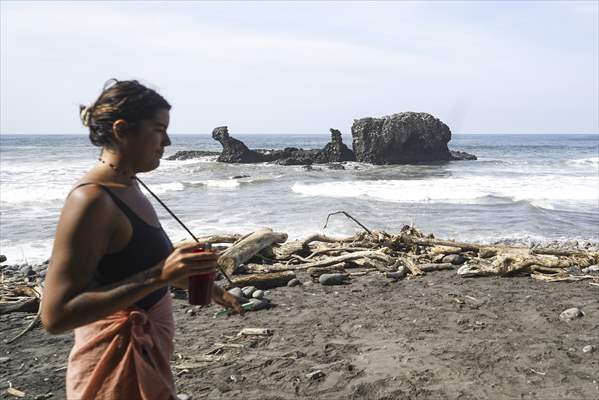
2,212 -> 598,342
202,212 -> 599,289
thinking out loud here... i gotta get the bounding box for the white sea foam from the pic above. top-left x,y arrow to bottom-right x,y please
0,239 -> 53,264
140,182 -> 185,195
566,157 -> 599,166
186,179 -> 241,189
0,185 -> 69,204
291,175 -> 599,206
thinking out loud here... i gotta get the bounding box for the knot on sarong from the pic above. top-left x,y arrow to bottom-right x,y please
128,310 -> 153,350
128,310 -> 148,326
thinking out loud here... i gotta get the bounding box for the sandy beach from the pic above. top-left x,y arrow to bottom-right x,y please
2,269 -> 598,400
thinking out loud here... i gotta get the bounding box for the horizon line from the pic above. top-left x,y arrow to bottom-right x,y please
1,132 -> 598,136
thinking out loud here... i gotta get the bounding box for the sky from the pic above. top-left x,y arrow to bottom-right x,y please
1,1 -> 598,135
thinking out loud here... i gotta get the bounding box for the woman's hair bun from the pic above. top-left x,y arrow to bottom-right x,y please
79,105 -> 92,127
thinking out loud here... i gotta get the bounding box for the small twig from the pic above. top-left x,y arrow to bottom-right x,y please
323,211 -> 372,235
530,368 -> 546,376
290,254 -> 312,263
5,304 -> 41,344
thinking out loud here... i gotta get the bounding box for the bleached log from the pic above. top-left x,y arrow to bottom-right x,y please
431,246 -> 463,255
274,233 -> 360,260
225,271 -> 296,290
218,228 -> 288,275
397,255 -> 424,276
306,247 -> 371,260
418,263 -> 454,272
174,234 -> 243,248
457,253 -> 594,278
402,235 -> 592,258
0,297 -> 39,315
294,250 -> 393,271
307,264 -> 347,279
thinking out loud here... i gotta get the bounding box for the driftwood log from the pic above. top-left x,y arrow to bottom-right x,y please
226,271 -> 297,290
218,228 -> 288,276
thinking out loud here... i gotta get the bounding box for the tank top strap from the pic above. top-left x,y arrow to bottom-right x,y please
68,182 -> 140,225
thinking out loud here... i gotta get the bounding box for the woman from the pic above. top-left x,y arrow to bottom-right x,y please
41,79 -> 242,399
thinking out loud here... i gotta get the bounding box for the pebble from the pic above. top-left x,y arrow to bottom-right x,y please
241,286 -> 257,297
186,309 -> 196,316
306,370 -> 325,380
248,298 -> 270,311
228,287 -> 244,298
177,394 -> 192,400
0,255 -> 6,263
252,290 -> 264,299
442,254 -> 466,265
559,307 -> 584,321
319,273 -> 349,286
582,345 -> 594,353
287,278 -> 302,287
385,270 -> 406,280
20,265 -> 33,276
582,265 -> 599,274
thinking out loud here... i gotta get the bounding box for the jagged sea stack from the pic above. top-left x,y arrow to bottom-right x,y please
351,112 -> 453,164
212,126 -> 264,163
314,129 -> 356,163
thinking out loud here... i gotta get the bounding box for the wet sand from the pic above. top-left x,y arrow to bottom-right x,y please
1,270 -> 598,399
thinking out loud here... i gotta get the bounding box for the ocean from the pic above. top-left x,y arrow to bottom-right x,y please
1,133 -> 598,264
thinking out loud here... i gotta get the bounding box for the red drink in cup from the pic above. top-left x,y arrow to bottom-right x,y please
188,246 -> 217,305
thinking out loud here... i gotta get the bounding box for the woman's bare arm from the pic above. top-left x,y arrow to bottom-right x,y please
41,186 -> 167,334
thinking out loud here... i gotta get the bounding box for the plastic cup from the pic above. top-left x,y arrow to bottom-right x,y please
188,246 -> 216,305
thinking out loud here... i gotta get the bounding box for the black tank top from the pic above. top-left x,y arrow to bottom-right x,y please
73,183 -> 172,311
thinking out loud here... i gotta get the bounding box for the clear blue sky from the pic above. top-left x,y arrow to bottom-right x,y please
1,1 -> 597,134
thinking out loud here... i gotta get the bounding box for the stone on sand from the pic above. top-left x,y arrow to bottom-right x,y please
319,273 -> 349,286
582,345 -> 594,353
442,254 -> 466,265
242,286 -> 257,297
559,307 -> 584,321
287,278 -> 302,287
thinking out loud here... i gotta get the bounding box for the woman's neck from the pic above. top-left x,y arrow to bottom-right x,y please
97,150 -> 136,186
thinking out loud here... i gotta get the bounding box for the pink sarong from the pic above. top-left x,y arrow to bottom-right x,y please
66,293 -> 177,400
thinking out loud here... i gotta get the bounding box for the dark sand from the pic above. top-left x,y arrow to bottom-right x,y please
2,270 -> 598,399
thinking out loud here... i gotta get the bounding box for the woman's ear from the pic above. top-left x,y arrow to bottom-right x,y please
112,119 -> 129,144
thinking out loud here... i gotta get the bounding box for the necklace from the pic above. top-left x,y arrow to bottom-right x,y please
97,158 -> 135,178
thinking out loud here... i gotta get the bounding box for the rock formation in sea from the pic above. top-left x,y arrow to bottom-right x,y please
351,112 -> 475,164
313,129 -> 356,163
170,112 -> 476,165
166,150 -> 220,161
209,126 -> 355,165
212,126 -> 265,163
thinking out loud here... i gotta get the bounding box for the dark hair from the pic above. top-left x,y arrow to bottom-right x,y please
80,79 -> 171,148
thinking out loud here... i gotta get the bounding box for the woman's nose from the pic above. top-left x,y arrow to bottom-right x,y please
163,132 -> 171,147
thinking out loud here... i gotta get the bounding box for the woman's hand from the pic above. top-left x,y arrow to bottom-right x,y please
157,242 -> 218,285
211,285 -> 244,315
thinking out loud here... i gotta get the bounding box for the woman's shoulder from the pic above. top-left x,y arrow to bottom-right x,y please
65,177 -> 126,218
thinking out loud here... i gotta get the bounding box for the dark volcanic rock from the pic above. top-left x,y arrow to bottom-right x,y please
326,163 -> 345,170
212,126 -> 265,163
352,112 -> 474,164
166,150 -> 220,160
212,127 -> 355,166
314,129 -> 355,163
450,150 -> 477,161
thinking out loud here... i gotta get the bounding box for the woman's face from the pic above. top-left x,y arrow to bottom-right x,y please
123,108 -> 171,173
